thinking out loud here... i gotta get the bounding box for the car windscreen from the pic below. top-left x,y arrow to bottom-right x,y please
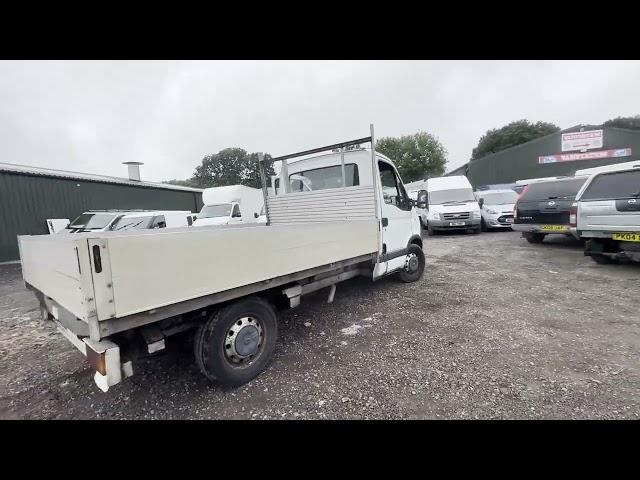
580,170 -> 640,200
67,213 -> 117,230
519,178 -> 586,201
429,188 -> 476,205
110,216 -> 153,231
199,204 -> 232,218
479,191 -> 518,205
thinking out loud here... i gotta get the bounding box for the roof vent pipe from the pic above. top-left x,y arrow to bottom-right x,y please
123,162 -> 144,181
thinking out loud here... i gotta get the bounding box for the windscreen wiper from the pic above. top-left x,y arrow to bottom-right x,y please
115,220 -> 144,231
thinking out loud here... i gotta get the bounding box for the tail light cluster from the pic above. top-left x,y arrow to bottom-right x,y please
513,185 -> 530,222
569,202 -> 578,227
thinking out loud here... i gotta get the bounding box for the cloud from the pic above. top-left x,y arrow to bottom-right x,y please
1,60 -> 639,182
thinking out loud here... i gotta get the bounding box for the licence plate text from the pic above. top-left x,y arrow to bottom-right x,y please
540,225 -> 568,232
613,232 -> 640,242
449,222 -> 466,226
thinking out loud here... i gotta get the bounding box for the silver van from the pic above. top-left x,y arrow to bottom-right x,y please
575,167 -> 640,264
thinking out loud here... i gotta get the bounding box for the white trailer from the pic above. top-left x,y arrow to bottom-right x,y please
18,126 -> 426,391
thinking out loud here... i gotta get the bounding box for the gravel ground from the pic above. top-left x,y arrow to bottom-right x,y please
1,230 -> 639,419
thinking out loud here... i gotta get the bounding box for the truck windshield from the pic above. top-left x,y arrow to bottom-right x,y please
429,189 -> 476,205
520,178 -> 586,201
109,216 -> 153,231
67,213 -> 117,230
581,170 -> 640,200
480,191 -> 518,205
199,204 -> 232,218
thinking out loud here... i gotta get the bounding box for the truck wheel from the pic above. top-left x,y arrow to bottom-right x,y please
524,233 -> 545,244
398,244 -> 425,283
194,297 -> 278,387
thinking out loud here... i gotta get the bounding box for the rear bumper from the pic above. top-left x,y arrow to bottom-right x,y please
51,318 -> 133,392
512,223 -> 578,238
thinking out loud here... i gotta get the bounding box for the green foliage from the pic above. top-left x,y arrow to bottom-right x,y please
376,131 -> 447,183
603,115 -> 640,130
472,120 -> 560,161
174,148 -> 275,189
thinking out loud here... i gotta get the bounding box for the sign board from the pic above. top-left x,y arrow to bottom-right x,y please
561,129 -> 603,152
538,148 -> 631,164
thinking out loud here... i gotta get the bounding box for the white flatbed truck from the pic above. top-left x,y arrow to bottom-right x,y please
18,126 -> 427,391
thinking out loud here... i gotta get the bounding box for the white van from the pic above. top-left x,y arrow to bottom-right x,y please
193,185 -> 264,227
64,210 -> 193,233
474,189 -> 519,231
423,176 -> 481,235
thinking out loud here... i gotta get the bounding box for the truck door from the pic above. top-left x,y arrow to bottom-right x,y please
377,160 -> 414,275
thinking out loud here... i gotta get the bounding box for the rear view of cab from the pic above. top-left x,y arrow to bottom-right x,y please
513,177 -> 587,244
576,167 -> 640,264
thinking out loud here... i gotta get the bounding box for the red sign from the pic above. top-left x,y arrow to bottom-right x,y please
538,148 -> 632,164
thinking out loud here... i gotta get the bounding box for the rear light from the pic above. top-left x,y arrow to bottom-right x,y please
569,202 -> 578,227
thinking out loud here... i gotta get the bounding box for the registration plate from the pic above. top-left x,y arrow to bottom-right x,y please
613,232 -> 640,242
449,222 -> 466,226
540,225 -> 568,232
505,218 -> 514,223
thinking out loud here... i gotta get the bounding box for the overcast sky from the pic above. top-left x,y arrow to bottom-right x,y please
1,60 -> 640,183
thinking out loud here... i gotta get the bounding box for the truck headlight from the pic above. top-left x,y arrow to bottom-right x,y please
485,208 -> 498,215
429,212 -> 441,220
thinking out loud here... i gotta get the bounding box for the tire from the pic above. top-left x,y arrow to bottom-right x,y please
194,297 -> 278,387
591,254 -> 619,265
524,233 -> 546,244
398,244 -> 426,283
481,218 -> 487,232
427,225 -> 435,236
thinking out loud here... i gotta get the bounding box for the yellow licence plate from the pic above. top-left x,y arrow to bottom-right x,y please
613,232 -> 640,242
540,225 -> 568,232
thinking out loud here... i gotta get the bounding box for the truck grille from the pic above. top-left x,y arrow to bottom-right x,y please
442,212 -> 470,220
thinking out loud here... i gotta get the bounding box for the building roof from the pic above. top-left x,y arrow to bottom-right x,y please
0,161 -> 203,193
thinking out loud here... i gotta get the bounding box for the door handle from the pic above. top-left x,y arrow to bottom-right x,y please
381,218 -> 388,227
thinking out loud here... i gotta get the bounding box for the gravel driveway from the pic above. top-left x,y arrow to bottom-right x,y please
1,230 -> 638,419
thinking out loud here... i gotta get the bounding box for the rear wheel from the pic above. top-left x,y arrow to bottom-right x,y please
398,244 -> 425,283
524,233 -> 546,244
591,254 -> 619,265
194,297 -> 278,387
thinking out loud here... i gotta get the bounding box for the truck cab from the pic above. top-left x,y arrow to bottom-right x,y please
193,185 -> 264,227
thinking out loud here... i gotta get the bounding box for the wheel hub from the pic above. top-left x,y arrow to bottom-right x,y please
224,316 -> 263,364
406,253 -> 419,272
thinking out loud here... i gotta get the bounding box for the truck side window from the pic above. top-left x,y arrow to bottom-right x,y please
152,215 -> 167,229
232,204 -> 241,218
289,164 -> 359,192
378,161 -> 411,211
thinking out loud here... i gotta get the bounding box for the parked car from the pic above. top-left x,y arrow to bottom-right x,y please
575,167 -> 640,264
423,175 -> 481,235
513,176 -> 587,243
64,210 -> 193,233
193,185 -> 264,227
474,189 -> 519,231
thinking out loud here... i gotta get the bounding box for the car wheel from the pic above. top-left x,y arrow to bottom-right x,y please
398,244 -> 426,283
524,233 -> 545,244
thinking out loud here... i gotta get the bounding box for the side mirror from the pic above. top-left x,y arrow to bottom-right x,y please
478,198 -> 484,208
417,190 -> 428,209
254,212 -> 259,218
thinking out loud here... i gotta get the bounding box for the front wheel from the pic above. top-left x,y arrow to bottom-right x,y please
194,297 -> 278,387
398,244 -> 426,283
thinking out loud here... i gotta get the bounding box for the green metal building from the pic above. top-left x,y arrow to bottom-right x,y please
446,125 -> 640,188
0,162 -> 203,263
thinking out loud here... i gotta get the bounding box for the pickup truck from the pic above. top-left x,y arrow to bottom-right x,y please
513,176 -> 587,243
18,127 -> 426,391
575,167 -> 640,264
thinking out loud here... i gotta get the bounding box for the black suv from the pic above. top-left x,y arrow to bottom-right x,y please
513,177 -> 587,244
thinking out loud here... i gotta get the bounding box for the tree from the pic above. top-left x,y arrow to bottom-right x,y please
181,148 -> 275,189
471,120 -> 560,161
376,131 -> 447,183
603,115 -> 640,130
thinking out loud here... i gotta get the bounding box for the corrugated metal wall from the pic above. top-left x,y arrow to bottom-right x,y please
0,172 -> 203,262
467,127 -> 640,188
